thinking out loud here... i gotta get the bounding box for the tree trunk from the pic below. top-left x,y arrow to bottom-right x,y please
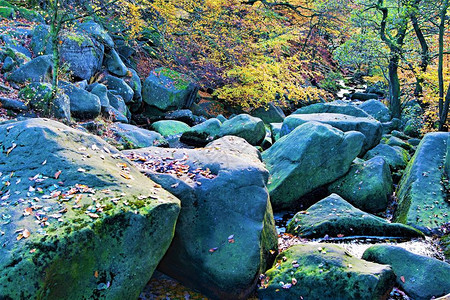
388,53 -> 401,119
438,0 -> 449,131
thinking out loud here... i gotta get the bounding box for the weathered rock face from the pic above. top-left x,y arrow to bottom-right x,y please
394,132 -> 450,235
217,114 -> 266,146
60,33 -> 104,80
142,67 -> 196,111
281,113 -> 382,154
286,194 -> 423,238
328,156 -> 393,213
363,245 -> 450,300
0,118 -> 180,300
259,244 -> 395,300
7,54 -> 53,83
262,122 -> 364,210
124,145 -> 278,300
293,102 -> 370,118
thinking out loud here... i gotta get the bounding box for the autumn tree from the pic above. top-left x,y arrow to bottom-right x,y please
140,0 -> 351,109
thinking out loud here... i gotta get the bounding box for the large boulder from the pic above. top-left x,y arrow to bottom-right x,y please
61,82 -> 101,119
363,245 -> 450,300
76,21 -> 114,49
262,122 -> 364,210
101,75 -> 134,104
217,114 -> 266,146
0,118 -> 180,299
60,32 -> 104,80
364,144 -> 410,171
358,99 -> 391,122
180,118 -> 221,147
206,135 -> 262,164
104,49 -> 128,77
259,244 -> 395,300
293,102 -> 370,118
30,24 -> 53,56
328,156 -> 393,213
142,67 -> 196,111
281,113 -> 382,154
286,194 -> 423,238
111,123 -> 168,149
7,54 -> 53,83
151,120 -> 191,137
124,146 -> 278,299
251,102 -> 285,124
89,83 -> 110,111
394,133 -> 450,234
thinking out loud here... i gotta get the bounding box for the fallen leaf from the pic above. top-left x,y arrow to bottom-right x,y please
400,276 -> 405,283
87,213 -> 99,219
6,143 -> 17,156
209,247 -> 218,253
94,271 -> 99,278
24,207 -> 33,216
22,229 -> 30,238
54,170 -> 62,179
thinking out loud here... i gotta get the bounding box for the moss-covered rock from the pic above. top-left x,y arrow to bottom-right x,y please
0,6 -> 15,19
262,122 -> 364,210
259,244 -> 395,300
364,144 -> 410,171
0,118 -> 180,299
124,146 -> 278,299
328,156 -> 393,213
363,245 -> 450,300
217,113 -> 266,146
142,67 -> 196,111
151,120 -> 191,137
394,132 -> 450,235
286,194 -> 423,238
60,31 -> 104,81
180,118 -> 221,147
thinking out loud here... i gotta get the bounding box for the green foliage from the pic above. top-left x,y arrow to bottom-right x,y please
319,71 -> 343,93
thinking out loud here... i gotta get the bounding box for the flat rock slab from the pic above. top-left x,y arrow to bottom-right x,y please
293,102 -> 370,118
281,113 -> 382,154
395,132 -> 450,235
0,118 -> 180,299
259,244 -> 395,300
286,194 -> 423,239
363,245 -> 450,300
